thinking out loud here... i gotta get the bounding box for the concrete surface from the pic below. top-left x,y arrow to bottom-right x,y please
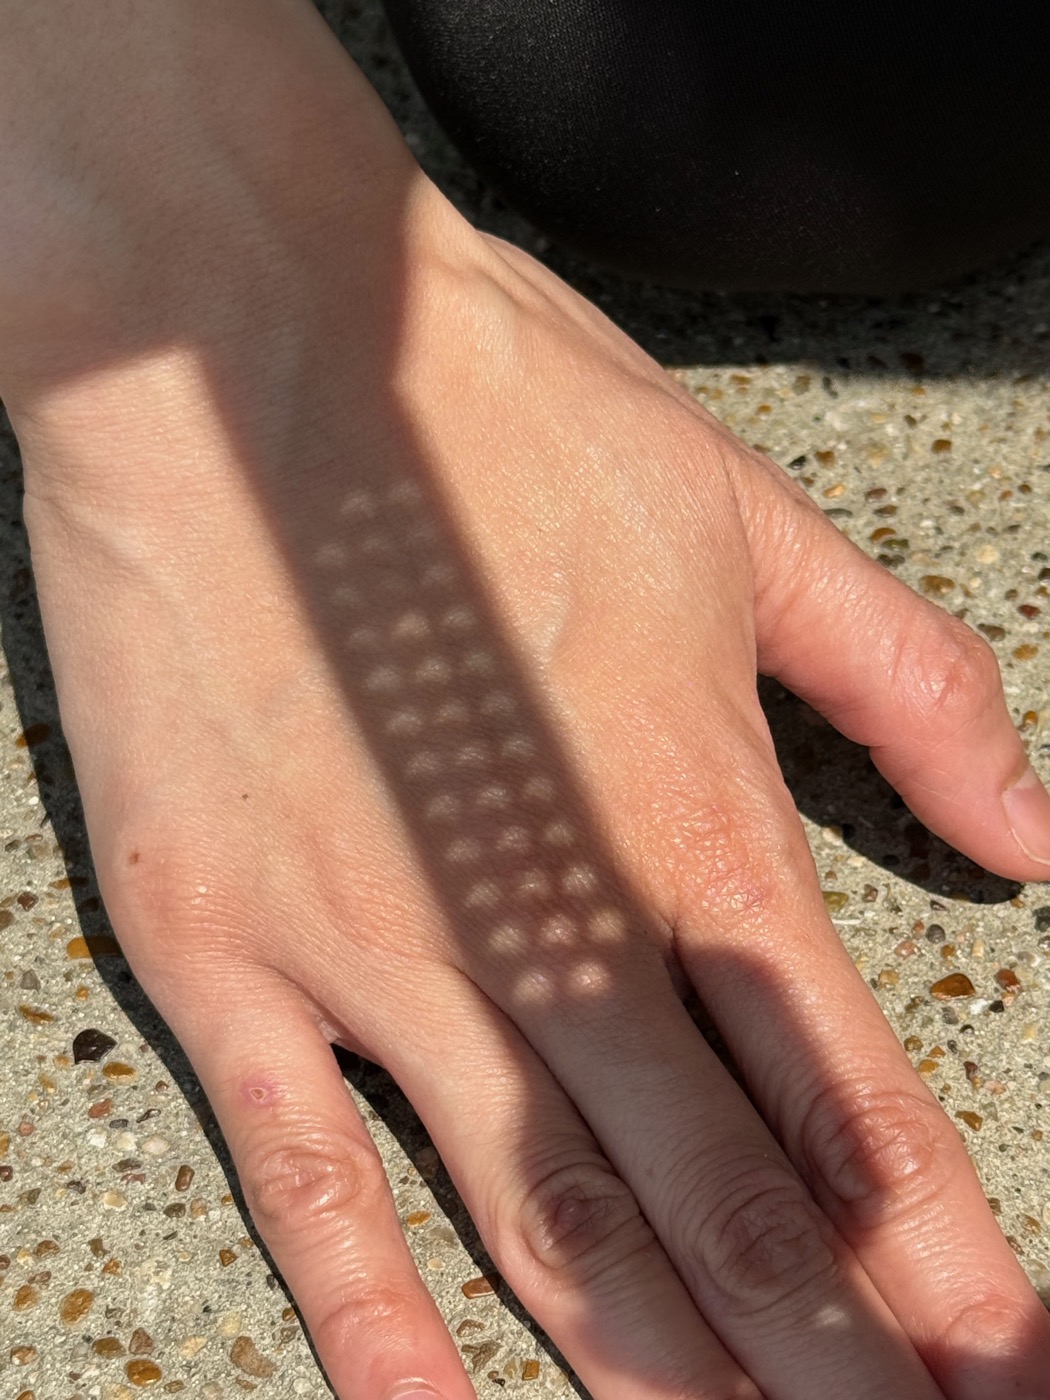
2,1 -> 1049,1396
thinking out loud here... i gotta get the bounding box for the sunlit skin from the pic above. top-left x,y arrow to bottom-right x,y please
2,3 -> 1050,1399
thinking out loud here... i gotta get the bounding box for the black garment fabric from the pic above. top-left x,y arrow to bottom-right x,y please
381,1 -> 1050,293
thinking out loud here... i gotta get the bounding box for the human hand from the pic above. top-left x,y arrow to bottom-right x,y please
4,5 -> 1050,1399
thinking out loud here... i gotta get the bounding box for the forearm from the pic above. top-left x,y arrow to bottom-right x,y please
0,0 -> 451,422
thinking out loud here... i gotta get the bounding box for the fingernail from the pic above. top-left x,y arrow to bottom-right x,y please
1002,765 -> 1050,866
387,1388 -> 445,1400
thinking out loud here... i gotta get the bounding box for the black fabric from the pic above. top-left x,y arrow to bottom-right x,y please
380,0 -> 1050,293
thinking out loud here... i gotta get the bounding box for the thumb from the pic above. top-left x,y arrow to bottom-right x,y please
746,472 -> 1050,882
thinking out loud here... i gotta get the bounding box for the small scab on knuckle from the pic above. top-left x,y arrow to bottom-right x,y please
798,1086 -> 946,1229
694,1171 -> 837,1313
242,1132 -> 382,1237
515,1158 -> 652,1282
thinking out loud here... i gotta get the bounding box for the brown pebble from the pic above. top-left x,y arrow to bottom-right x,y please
15,723 -> 51,748
34,1240 -> 58,1257
903,1035 -> 923,1053
1014,644 -> 1040,661
87,1237 -> 106,1258
18,1006 -> 55,1026
229,1336 -> 276,1379
415,1146 -> 440,1181
930,973 -> 975,999
59,1288 -> 94,1323
219,1248 -> 237,1267
955,1111 -> 983,1132
102,1062 -> 136,1081
73,1028 -> 118,1063
15,1390 -> 35,1400
462,1274 -> 501,1299
66,935 -> 122,959
13,1285 -> 40,1310
92,1337 -> 126,1357
917,1059 -> 939,1077
522,1361 -> 540,1381
931,439 -> 952,454
462,1340 -> 501,1373
11,1345 -> 38,1363
822,891 -> 849,913
456,1319 -> 484,1336
995,968 -> 1022,992
920,575 -> 956,598
125,1358 -> 162,1386
129,1328 -> 155,1355
406,1210 -> 431,1227
102,1257 -> 121,1276
877,968 -> 900,988
174,1164 -> 195,1192
87,1099 -> 113,1120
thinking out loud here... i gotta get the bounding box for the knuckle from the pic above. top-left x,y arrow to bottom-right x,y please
513,1155 -> 654,1284
671,793 -> 799,927
309,1280 -> 424,1361
796,1082 -> 950,1230
98,814 -> 252,975
241,1129 -> 384,1238
891,612 -> 1002,734
937,1294 -> 1036,1359
692,1165 -> 838,1314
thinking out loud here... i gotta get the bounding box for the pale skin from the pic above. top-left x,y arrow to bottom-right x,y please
3,3 -> 1050,1398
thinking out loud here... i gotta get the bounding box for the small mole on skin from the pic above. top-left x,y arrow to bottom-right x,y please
128,852 -> 141,866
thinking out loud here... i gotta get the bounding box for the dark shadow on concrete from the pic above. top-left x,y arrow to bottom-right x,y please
758,677 -> 1024,905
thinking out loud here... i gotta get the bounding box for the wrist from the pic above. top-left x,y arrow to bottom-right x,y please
0,0 -> 428,413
